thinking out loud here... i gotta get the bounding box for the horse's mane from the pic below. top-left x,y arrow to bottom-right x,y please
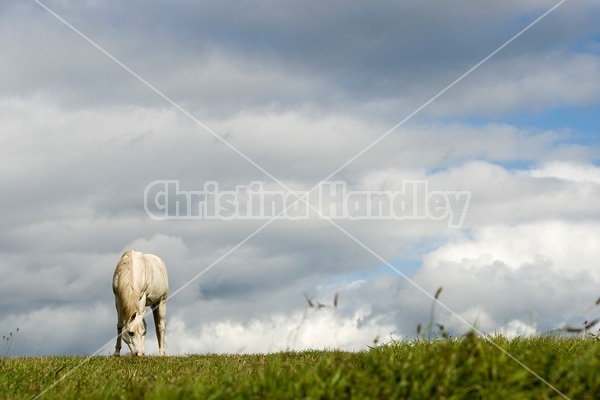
114,249 -> 142,319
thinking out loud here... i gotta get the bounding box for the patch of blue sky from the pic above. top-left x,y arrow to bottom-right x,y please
491,106 -> 599,167
458,105 -> 600,142
506,106 -> 600,141
433,105 -> 600,171
425,158 -> 538,174
571,35 -> 600,55
493,159 -> 540,171
327,260 -> 420,288
317,259 -> 418,292
386,258 -> 425,277
318,230 -> 472,295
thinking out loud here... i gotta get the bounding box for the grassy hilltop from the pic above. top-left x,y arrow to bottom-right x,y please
1,335 -> 600,399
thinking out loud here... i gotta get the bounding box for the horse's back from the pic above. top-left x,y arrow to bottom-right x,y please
113,249 -> 168,301
141,252 -> 169,302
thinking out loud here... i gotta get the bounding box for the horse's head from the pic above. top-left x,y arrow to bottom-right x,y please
122,311 -> 147,356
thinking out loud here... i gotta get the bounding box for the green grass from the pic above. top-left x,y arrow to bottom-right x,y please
1,335 -> 599,399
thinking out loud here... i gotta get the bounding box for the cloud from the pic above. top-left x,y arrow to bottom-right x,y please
497,320 -> 537,338
529,161 -> 600,183
410,220 -> 600,334
1,1 -> 600,356
1,303 -> 114,357
165,307 -> 396,355
426,161 -> 600,226
3,1 -> 598,116
430,52 -> 600,117
127,234 -> 190,264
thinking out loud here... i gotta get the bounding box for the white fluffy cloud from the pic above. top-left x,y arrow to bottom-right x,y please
529,162 -> 600,183
411,220 -> 600,334
164,307 -> 396,355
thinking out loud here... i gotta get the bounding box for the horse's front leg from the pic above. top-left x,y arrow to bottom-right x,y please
152,300 -> 167,356
113,322 -> 123,356
113,301 -> 123,356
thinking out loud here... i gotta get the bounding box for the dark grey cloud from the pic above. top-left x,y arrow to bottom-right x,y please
3,1 -> 598,116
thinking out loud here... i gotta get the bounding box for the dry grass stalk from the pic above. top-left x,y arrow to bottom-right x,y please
2,328 -> 19,358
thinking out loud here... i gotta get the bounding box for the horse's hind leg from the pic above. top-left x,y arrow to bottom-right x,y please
153,300 -> 167,356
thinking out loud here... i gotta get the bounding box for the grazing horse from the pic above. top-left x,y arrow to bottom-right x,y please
112,249 -> 168,356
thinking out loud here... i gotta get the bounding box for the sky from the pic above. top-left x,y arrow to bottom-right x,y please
1,0 -> 600,357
